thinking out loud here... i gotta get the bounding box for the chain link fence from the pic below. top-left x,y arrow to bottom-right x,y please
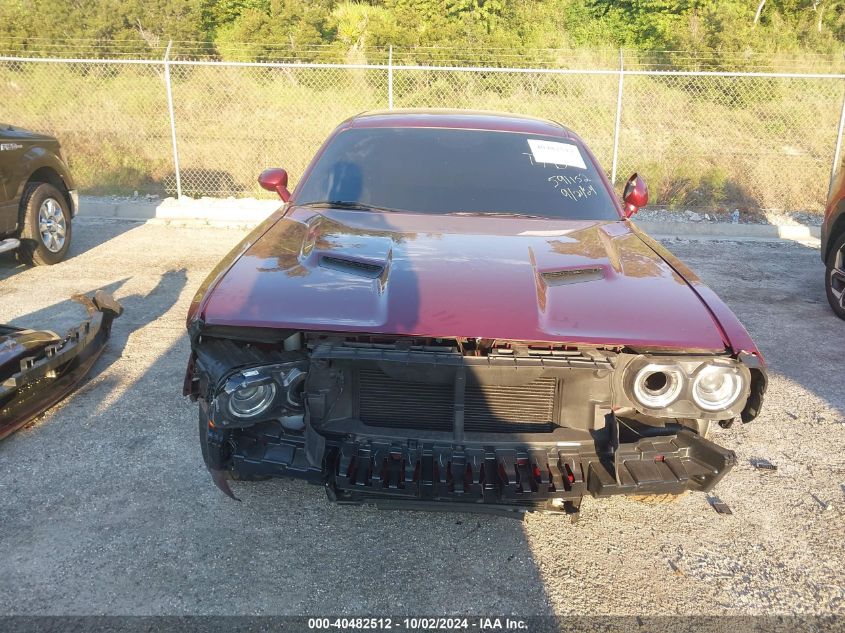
1,51 -> 843,212
617,72 -> 844,211
1,59 -> 173,194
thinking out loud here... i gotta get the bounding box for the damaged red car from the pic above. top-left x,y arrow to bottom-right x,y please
184,110 -> 766,517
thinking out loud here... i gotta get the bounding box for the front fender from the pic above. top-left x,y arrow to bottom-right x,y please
821,198 -> 845,264
631,223 -> 764,360
13,147 -> 75,201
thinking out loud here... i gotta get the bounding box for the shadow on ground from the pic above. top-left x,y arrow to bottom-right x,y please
0,218 -> 144,281
0,221 -> 843,617
0,219 -> 552,615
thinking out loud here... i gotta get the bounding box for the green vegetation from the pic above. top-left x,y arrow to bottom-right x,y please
2,60 -> 838,211
0,0 -> 843,65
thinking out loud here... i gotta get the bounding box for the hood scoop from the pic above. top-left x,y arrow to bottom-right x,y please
320,255 -> 385,279
541,267 -> 605,286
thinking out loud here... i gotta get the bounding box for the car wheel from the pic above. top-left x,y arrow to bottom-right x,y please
825,232 -> 845,320
18,183 -> 72,266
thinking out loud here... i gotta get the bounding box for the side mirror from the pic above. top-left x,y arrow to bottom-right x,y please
258,168 -> 291,202
622,173 -> 648,218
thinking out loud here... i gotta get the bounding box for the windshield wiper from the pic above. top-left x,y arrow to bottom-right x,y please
299,200 -> 402,213
445,211 -> 545,219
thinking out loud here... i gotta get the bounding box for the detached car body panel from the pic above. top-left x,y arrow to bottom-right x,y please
185,110 -> 766,515
0,292 -> 122,441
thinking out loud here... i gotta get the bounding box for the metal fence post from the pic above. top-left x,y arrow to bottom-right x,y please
163,41 -> 182,199
831,77 -> 845,193
610,49 -> 624,185
388,45 -> 394,110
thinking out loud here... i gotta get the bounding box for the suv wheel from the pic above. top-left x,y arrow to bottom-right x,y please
18,182 -> 72,266
825,233 -> 845,320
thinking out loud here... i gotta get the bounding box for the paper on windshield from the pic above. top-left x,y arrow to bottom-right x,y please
527,139 -> 587,169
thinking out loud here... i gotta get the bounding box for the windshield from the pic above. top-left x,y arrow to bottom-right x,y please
295,127 -> 619,220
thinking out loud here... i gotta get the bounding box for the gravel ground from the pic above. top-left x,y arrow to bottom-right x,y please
0,219 -> 843,616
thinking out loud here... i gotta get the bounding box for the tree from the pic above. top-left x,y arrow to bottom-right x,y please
0,0 -> 842,62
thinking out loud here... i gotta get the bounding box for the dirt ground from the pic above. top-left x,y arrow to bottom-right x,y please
0,218 -> 843,616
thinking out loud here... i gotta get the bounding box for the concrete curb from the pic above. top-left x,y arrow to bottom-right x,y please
76,198 -> 822,242
80,198 -> 279,224
634,220 -> 821,241
81,199 -> 160,220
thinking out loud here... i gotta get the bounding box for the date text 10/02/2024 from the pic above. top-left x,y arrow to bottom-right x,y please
307,617 -> 529,630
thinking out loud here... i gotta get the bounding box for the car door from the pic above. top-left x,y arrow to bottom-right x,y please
0,132 -> 23,235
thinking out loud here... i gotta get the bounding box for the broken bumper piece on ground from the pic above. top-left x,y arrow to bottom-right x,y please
0,291 -> 123,441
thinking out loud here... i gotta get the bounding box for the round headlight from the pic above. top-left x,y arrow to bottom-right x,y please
632,364 -> 684,409
228,382 -> 277,419
692,365 -> 744,411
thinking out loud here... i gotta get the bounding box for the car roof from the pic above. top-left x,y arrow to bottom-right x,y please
346,109 -> 576,139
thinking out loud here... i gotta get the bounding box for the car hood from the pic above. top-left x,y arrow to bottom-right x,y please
0,124 -> 57,143
199,207 -> 729,351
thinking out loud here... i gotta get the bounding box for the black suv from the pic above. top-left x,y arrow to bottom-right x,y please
0,124 -> 77,265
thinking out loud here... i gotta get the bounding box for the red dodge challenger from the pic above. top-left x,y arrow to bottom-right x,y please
184,110 -> 766,517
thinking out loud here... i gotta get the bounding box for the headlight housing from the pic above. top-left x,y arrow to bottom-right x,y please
228,382 -> 277,419
691,364 -> 744,411
632,363 -> 684,409
211,361 -> 308,428
619,355 -> 751,419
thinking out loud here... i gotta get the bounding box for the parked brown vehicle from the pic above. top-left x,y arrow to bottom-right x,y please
823,156 -> 845,320
0,124 -> 77,265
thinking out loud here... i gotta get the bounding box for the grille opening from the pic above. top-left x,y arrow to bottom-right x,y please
464,377 -> 556,432
541,267 -> 604,286
357,366 -> 557,433
379,458 -> 389,488
562,463 -> 575,491
358,367 -> 454,430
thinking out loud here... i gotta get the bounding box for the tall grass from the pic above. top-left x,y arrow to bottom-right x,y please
1,58 -> 842,211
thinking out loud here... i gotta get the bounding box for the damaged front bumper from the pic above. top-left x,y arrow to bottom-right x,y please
201,410 -> 736,516
0,291 -> 123,440
189,335 -> 757,516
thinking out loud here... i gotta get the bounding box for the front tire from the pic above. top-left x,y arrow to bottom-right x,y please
825,233 -> 845,320
18,183 -> 72,266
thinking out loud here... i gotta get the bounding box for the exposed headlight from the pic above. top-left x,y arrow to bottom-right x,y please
620,354 -> 752,419
227,382 -> 277,419
282,367 -> 306,410
632,363 -> 684,409
214,362 -> 307,426
692,365 -> 745,411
